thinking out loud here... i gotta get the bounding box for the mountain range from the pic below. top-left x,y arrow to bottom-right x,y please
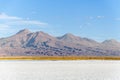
0,29 -> 120,56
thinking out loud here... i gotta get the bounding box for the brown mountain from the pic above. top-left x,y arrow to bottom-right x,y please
57,33 -> 100,47
101,39 -> 120,50
0,29 -> 120,56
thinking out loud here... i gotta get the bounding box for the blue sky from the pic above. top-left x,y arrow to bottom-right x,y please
0,0 -> 120,42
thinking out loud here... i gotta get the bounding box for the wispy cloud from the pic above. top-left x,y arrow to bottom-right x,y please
80,16 -> 105,29
6,20 -> 47,26
0,13 -> 47,25
0,13 -> 48,37
87,16 -> 105,20
96,16 -> 105,19
0,13 -> 21,20
0,13 -> 47,28
0,24 -> 9,28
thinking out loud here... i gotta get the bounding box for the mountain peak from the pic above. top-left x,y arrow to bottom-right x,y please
16,29 -> 31,34
62,33 -> 77,38
109,39 -> 118,42
1,29 -> 120,56
36,31 -> 46,34
57,33 -> 81,43
102,39 -> 119,43
65,33 -> 73,35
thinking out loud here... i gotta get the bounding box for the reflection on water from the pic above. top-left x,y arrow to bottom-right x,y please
0,60 -> 120,80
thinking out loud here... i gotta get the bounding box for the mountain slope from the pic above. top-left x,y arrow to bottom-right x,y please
0,29 -> 31,48
101,39 -> 120,50
0,29 -> 120,56
57,33 -> 100,47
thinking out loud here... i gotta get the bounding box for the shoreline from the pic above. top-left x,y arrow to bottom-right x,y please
0,56 -> 120,60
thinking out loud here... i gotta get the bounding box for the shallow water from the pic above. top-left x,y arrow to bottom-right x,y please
0,60 -> 120,80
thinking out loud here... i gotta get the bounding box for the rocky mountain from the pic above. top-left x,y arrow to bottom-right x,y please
101,39 -> 120,50
57,33 -> 100,47
0,29 -> 120,56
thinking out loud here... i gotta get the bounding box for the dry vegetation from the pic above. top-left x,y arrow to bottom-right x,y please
0,56 -> 120,60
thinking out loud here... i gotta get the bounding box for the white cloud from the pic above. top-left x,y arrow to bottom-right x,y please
87,16 -> 105,20
0,24 -> 9,28
6,20 -> 47,26
0,13 -> 48,37
97,16 -> 105,19
0,13 -> 21,20
0,13 -> 47,27
21,20 -> 47,26
0,24 -> 12,34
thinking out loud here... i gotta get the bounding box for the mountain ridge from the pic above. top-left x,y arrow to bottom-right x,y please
0,29 -> 120,56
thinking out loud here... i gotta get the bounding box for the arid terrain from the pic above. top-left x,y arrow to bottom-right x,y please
0,29 -> 120,59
